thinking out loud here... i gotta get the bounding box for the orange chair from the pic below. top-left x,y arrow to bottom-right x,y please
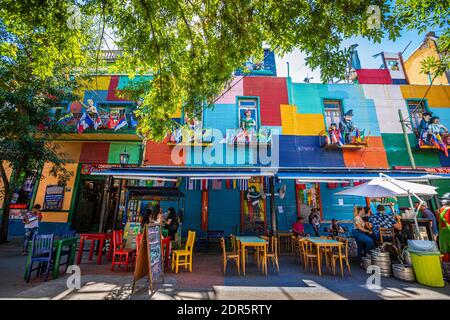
111,230 -> 136,272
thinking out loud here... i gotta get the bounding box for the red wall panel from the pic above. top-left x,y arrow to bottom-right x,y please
356,69 -> 392,84
107,75 -> 127,101
243,77 -> 288,126
79,142 -> 110,164
144,141 -> 185,166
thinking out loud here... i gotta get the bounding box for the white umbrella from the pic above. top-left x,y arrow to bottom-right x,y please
335,177 -> 438,197
335,174 -> 438,240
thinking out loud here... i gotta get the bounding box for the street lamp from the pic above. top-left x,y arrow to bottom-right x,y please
119,148 -> 130,167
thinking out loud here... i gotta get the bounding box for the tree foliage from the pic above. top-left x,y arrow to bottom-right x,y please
0,0 -> 97,242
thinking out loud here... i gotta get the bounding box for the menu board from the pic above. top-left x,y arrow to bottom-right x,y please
123,222 -> 141,250
147,223 -> 163,284
43,185 -> 65,210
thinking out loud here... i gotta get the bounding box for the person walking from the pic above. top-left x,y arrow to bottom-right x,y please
22,204 -> 42,255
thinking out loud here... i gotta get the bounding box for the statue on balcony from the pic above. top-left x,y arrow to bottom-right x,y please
237,109 -> 256,143
429,116 -> 449,157
339,109 -> 355,144
327,123 -> 343,146
418,111 -> 432,145
86,99 -> 98,115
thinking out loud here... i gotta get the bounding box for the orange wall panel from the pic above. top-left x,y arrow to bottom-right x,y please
343,137 -> 389,169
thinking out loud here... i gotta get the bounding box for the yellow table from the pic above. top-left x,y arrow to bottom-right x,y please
305,237 -> 344,277
235,236 -> 268,276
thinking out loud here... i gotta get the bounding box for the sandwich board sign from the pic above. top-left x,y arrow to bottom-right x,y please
132,223 -> 164,292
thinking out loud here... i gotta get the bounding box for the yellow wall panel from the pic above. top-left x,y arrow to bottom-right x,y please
400,85 -> 450,108
280,104 -> 325,135
34,162 -> 79,214
296,114 -> 326,135
52,142 -> 83,162
81,76 -> 112,91
41,212 -> 69,223
280,104 -> 296,135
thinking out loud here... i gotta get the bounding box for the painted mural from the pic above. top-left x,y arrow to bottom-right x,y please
241,177 -> 266,234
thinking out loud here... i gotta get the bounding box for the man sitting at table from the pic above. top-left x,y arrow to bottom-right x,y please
292,217 -> 308,237
368,204 -> 402,242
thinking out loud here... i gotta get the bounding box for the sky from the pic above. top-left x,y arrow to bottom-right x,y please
275,29 -> 429,83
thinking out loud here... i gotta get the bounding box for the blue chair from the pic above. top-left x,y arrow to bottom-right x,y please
24,234 -> 54,283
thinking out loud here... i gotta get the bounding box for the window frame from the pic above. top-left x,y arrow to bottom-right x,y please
406,99 -> 429,131
322,99 -> 343,130
236,96 -> 260,130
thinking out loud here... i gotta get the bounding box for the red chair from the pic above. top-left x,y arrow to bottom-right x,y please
162,236 -> 172,270
111,230 -> 136,272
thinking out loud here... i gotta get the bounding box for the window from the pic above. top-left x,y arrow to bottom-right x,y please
323,100 -> 343,129
238,98 -> 258,130
407,100 -> 427,130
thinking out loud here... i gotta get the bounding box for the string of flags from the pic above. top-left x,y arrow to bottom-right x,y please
58,111 -> 138,134
185,178 -> 249,191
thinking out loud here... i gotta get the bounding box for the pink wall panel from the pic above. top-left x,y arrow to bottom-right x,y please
356,69 -> 392,84
215,76 -> 243,104
243,77 -> 288,126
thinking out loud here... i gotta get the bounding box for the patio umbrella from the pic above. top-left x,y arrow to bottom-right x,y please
335,174 -> 438,240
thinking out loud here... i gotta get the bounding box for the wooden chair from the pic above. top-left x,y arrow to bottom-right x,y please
171,230 -> 196,273
220,237 -> 240,275
24,234 -> 54,283
300,240 -> 320,273
330,237 -> 352,276
230,234 -> 237,252
111,230 -> 136,272
379,228 -> 395,244
295,238 -> 306,264
260,236 -> 279,274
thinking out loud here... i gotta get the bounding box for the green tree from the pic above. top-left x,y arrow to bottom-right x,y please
0,1 -> 96,242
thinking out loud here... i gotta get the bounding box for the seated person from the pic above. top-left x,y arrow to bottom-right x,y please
368,204 -> 402,242
329,219 -> 345,237
292,217 -> 308,237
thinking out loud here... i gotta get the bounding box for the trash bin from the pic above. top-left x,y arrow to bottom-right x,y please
409,250 -> 445,287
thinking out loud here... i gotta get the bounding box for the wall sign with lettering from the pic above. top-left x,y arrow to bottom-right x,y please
43,185 -> 65,210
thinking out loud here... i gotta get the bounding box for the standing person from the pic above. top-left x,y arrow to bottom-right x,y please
354,206 -> 374,261
149,205 -> 163,225
140,208 -> 152,232
368,205 -> 402,242
309,208 -> 321,237
438,193 -> 450,262
414,202 -> 439,240
22,204 -> 43,255
164,207 -> 179,240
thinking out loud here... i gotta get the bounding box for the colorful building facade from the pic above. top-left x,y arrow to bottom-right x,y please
4,58 -> 450,239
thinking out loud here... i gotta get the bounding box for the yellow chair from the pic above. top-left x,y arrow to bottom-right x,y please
300,240 -> 320,273
220,237 -> 240,275
260,236 -> 279,274
330,237 -> 352,277
171,230 -> 196,274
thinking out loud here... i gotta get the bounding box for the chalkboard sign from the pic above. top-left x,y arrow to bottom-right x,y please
43,185 -> 65,210
147,223 -> 163,286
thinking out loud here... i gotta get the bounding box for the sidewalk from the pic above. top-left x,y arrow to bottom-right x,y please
1,242 -> 449,300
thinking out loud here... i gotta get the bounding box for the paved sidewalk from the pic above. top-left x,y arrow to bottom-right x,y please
1,242 -> 449,300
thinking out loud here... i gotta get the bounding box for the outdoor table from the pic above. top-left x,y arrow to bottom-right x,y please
52,237 -> 78,279
305,237 -> 344,277
235,236 -> 268,276
76,233 -> 113,265
277,232 -> 294,253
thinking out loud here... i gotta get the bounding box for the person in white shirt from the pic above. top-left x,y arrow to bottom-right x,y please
22,204 -> 42,255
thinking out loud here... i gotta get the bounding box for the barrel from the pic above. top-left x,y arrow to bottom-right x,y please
392,264 -> 416,282
370,249 -> 391,277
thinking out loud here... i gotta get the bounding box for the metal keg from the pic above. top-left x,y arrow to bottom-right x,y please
370,249 -> 391,277
361,256 -> 371,270
392,264 -> 416,282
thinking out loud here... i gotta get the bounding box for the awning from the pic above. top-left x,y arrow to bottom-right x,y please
90,166 -> 449,181
126,186 -> 185,200
276,172 -> 448,181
